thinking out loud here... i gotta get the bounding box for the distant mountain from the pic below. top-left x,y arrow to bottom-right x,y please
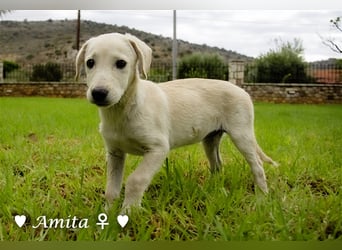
0,20 -> 253,65
308,58 -> 342,66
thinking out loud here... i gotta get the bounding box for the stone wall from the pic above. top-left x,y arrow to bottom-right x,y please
0,82 -> 87,98
0,82 -> 341,104
242,83 -> 342,104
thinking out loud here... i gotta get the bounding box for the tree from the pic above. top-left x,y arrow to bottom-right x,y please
250,38 -> 314,83
322,16 -> 342,54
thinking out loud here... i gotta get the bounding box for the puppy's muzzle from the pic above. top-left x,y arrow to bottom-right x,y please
91,87 -> 109,106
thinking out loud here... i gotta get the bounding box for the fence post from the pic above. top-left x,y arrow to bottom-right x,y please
0,61 -> 3,83
229,60 -> 245,85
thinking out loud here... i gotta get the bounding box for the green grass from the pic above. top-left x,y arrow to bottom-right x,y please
0,97 -> 341,241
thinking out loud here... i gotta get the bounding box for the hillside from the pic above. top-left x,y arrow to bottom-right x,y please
0,19 -> 253,65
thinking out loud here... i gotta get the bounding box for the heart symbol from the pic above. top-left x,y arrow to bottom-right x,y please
117,215 -> 129,228
15,215 -> 26,228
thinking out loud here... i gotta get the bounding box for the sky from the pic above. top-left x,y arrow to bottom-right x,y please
2,10 -> 342,62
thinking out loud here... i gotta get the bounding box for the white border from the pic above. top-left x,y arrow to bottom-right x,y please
1,0 -> 341,10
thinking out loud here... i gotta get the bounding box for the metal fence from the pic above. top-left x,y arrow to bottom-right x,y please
1,61 -> 342,84
306,64 -> 342,84
1,61 -> 228,83
1,62 -> 173,83
244,62 -> 342,84
2,63 -> 76,82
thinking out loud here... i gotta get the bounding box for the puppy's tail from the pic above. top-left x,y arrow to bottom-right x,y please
257,144 -> 279,167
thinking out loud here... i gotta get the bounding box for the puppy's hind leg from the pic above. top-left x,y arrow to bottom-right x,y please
202,130 -> 224,173
228,130 -> 268,193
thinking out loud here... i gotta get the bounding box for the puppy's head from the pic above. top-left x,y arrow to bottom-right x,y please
75,33 -> 152,107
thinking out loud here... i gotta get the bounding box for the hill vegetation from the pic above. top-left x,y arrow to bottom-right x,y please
0,19 -> 253,65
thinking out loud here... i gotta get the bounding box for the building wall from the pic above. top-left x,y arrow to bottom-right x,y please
0,82 -> 341,104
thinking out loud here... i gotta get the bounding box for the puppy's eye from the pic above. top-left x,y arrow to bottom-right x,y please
116,60 -> 127,69
86,59 -> 95,69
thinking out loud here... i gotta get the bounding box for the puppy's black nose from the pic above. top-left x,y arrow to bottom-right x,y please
92,88 -> 108,103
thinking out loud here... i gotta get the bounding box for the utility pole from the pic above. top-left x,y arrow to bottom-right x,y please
76,10 -> 81,51
172,10 -> 178,80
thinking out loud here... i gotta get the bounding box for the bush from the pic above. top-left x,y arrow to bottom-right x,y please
30,62 -> 63,81
251,38 -> 314,83
177,53 -> 228,80
3,60 -> 19,78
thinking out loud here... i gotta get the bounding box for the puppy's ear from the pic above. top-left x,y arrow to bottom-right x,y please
125,33 -> 152,79
75,41 -> 88,81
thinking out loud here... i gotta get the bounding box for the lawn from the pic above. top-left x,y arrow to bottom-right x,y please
0,97 -> 341,241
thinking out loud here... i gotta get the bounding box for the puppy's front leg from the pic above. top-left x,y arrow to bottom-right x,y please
122,148 -> 168,213
105,150 -> 126,207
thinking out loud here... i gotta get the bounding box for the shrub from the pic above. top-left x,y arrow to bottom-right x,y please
3,61 -> 19,78
30,62 -> 63,81
251,38 -> 314,83
3,60 -> 20,78
177,53 -> 228,80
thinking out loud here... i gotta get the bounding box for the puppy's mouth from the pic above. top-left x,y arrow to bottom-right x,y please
91,99 -> 114,108
92,100 -> 110,107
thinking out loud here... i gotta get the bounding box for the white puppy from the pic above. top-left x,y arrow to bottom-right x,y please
75,33 -> 278,213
